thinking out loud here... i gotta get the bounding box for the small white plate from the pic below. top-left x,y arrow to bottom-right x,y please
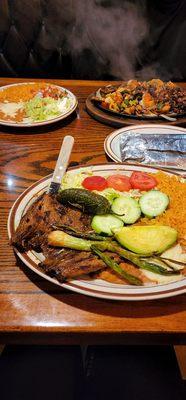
104,124 -> 186,171
0,82 -> 78,127
8,163 -> 186,301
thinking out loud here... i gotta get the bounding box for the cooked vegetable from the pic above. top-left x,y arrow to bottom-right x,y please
48,231 -> 180,277
82,176 -> 108,191
129,171 -> 157,191
111,196 -> 141,224
91,214 -> 123,236
139,190 -> 169,217
93,80 -> 186,117
52,224 -> 107,241
57,188 -> 111,214
91,245 -> 143,285
159,256 -> 186,268
96,242 -> 180,276
159,244 -> 186,270
48,231 -> 109,251
107,174 -> 132,192
113,226 -> 178,255
142,256 -> 180,272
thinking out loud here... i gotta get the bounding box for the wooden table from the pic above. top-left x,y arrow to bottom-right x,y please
0,78 -> 185,346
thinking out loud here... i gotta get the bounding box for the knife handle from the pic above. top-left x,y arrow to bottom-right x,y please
52,135 -> 74,184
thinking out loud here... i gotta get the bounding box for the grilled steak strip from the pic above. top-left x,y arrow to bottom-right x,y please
11,191 -> 123,282
11,192 -> 92,252
41,245 -> 122,282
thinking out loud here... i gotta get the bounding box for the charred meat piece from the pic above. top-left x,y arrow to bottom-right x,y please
91,85 -> 117,102
100,85 -> 116,95
40,245 -> 122,282
11,192 -> 92,252
11,190 -> 123,282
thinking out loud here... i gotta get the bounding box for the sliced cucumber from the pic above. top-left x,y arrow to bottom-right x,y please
91,214 -> 123,236
111,196 -> 141,224
139,190 -> 169,218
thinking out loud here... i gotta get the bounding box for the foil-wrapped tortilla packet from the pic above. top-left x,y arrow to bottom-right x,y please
120,132 -> 186,170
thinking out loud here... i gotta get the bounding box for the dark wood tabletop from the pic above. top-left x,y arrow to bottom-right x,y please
0,78 -> 185,345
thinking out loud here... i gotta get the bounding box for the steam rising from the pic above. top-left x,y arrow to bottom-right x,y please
68,0 -> 148,79
12,0 -> 183,80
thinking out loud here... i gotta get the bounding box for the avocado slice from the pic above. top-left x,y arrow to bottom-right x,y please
113,226 -> 178,255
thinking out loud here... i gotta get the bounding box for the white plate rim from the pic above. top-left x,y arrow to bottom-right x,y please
8,163 -> 186,301
0,82 -> 78,127
104,124 -> 186,164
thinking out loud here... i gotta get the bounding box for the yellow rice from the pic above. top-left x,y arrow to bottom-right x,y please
136,172 -> 186,246
0,82 -> 58,102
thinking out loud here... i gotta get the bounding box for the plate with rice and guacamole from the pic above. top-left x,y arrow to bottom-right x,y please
0,82 -> 77,127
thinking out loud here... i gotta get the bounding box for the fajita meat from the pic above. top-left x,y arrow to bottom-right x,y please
11,192 -> 92,252
12,191 -> 118,281
11,191 -> 153,284
92,79 -> 186,117
41,245 -> 121,282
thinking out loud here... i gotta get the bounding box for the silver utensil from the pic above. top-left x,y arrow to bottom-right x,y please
48,135 -> 74,194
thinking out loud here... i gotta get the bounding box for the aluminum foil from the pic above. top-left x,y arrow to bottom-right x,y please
120,132 -> 186,170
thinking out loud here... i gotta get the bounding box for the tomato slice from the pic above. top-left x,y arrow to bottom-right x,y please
82,175 -> 108,191
107,174 -> 132,191
129,171 -> 157,190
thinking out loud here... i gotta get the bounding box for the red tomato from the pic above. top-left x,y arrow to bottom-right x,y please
82,176 -> 108,191
107,174 -> 132,191
129,171 -> 157,190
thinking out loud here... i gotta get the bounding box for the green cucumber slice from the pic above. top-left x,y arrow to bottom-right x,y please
139,190 -> 169,218
91,214 -> 123,236
111,196 -> 141,224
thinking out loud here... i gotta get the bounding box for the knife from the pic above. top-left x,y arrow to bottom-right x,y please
48,135 -> 74,194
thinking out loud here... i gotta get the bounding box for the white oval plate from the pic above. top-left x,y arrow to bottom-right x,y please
8,164 -> 186,301
0,82 -> 78,127
104,124 -> 186,170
